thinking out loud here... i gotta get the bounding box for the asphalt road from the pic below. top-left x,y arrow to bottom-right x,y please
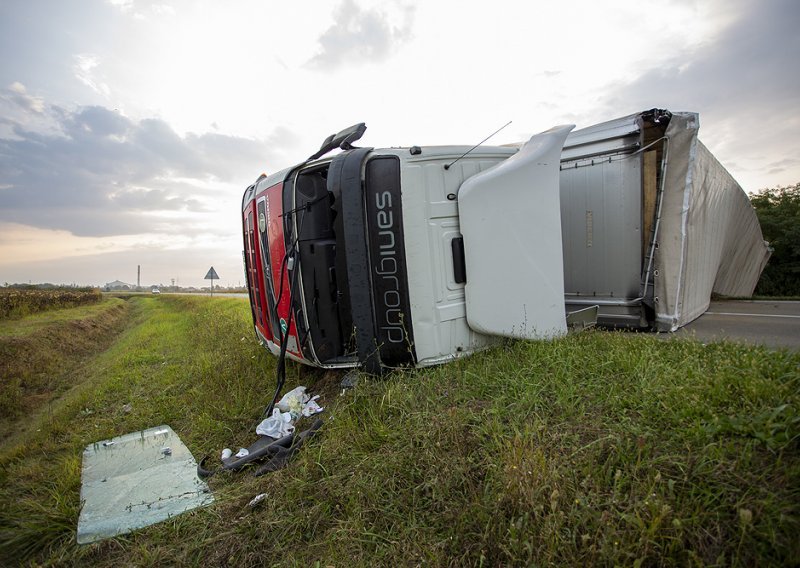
672,300 -> 800,350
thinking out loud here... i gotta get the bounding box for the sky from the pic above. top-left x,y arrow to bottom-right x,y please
0,0 -> 798,287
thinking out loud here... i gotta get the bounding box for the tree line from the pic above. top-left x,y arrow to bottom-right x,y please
750,182 -> 800,296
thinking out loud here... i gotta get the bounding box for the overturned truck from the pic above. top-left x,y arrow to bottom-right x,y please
241,109 -> 770,373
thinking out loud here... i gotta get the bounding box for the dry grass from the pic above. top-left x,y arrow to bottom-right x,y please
0,288 -> 102,320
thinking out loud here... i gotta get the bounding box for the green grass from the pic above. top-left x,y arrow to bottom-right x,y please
0,298 -> 131,438
0,296 -> 798,566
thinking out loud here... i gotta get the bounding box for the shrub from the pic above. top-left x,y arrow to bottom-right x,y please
750,183 -> 800,296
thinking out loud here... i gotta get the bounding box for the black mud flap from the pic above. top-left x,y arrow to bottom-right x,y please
254,418 -> 323,476
197,419 -> 324,478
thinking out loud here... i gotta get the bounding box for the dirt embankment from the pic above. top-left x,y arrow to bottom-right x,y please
0,300 -> 132,437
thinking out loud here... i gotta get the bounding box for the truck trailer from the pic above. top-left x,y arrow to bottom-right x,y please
241,109 -> 770,374
559,109 -> 769,330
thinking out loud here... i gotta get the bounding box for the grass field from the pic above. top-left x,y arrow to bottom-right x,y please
0,295 -> 798,566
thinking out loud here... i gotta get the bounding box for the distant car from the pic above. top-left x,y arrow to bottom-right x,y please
151,287 -> 161,294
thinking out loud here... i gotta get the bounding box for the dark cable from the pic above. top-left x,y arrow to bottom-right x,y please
261,199 -> 309,420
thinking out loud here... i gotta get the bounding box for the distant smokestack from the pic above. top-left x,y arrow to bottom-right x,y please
137,265 -> 141,288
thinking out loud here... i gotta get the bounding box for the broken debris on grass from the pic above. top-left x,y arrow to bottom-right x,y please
76,425 -> 213,545
197,386 -> 325,478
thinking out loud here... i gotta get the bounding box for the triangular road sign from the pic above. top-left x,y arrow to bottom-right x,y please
204,267 -> 219,280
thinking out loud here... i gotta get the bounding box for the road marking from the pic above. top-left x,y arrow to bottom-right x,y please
722,300 -> 800,304
706,311 -> 800,319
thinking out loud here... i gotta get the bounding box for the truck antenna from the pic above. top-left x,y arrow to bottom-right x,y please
444,120 -> 512,170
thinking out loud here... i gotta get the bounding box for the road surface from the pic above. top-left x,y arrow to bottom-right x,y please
671,300 -> 800,350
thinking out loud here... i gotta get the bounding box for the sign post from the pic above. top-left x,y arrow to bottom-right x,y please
204,267 -> 220,297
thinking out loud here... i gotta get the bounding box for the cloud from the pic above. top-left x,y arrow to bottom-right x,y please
73,54 -> 111,98
598,0 -> 800,188
108,188 -> 206,211
307,0 -> 414,70
67,104 -> 131,138
107,0 -> 135,11
0,97 -> 280,238
603,0 -> 799,113
766,157 -> 800,177
6,82 -> 45,114
107,0 -> 176,19
0,83 -> 55,139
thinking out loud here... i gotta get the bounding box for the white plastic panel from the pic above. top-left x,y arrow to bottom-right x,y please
458,125 -> 575,339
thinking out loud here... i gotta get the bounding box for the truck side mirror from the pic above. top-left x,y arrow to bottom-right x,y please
308,123 -> 367,160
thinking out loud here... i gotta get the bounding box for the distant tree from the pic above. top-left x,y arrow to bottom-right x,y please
750,183 -> 800,296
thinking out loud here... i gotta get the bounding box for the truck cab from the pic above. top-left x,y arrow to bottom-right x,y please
242,123 -> 574,372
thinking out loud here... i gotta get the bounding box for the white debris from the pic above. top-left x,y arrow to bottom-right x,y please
256,409 -> 296,439
301,395 -> 324,417
276,386 -> 308,419
247,493 -> 268,508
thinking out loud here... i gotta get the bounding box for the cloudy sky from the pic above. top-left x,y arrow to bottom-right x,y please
1,0 -> 798,287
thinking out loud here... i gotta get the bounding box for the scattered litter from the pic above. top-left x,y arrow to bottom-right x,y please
276,386 -> 308,418
102,441 -> 115,447
258,389 -> 324,436
122,403 -> 133,413
302,395 -> 324,417
274,386 -> 326,418
161,447 -> 172,456
247,493 -> 267,508
199,387 -> 326,477
256,409 -> 296,439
